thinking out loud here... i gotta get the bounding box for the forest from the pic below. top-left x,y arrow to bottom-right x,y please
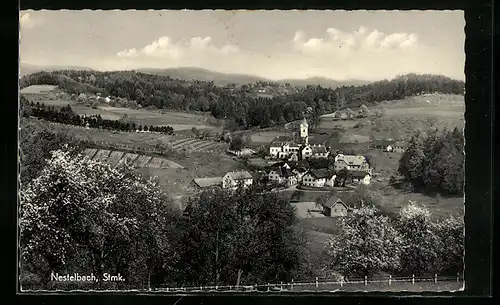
398,127 -> 464,195
20,71 -> 464,130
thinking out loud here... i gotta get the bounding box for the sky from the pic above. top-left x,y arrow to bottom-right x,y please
19,10 -> 465,81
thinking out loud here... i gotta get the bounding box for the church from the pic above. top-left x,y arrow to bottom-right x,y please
269,117 -> 330,160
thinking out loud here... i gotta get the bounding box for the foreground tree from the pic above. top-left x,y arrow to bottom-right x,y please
19,149 -> 180,289
325,206 -> 402,278
175,186 -> 308,286
396,201 -> 441,275
434,215 -> 464,275
19,126 -> 81,185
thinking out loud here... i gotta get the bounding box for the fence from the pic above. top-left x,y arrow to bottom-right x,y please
154,274 -> 464,293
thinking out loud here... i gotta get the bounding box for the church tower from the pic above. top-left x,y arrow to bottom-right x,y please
300,117 -> 309,145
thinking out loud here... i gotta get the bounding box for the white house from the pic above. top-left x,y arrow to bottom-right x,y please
269,141 -> 300,159
222,171 -> 253,190
299,145 -> 313,159
334,154 -> 372,175
350,171 -> 371,185
301,169 -> 334,188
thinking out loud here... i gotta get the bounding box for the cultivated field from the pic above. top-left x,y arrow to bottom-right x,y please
21,85 -> 224,132
19,85 -> 58,94
320,94 -> 465,141
22,118 -> 228,154
82,148 -> 184,169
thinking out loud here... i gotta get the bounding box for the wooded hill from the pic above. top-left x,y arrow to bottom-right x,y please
20,71 -> 464,130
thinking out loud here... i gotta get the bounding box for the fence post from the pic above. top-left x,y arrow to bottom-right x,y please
364,276 -> 367,286
267,283 -> 270,292
457,273 -> 460,283
412,274 -> 415,285
280,281 -> 283,291
316,277 -> 319,288
291,279 -> 294,291
389,275 -> 392,286
435,274 -> 437,284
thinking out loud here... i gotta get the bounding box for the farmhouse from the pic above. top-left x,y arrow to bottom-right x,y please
301,169 -> 335,188
268,166 -> 298,187
321,197 -> 350,217
334,154 -> 372,175
372,139 -> 396,151
349,171 -> 371,185
193,177 -> 223,189
222,171 -> 253,190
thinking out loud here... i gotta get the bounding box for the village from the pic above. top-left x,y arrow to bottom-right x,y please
193,116 -> 406,219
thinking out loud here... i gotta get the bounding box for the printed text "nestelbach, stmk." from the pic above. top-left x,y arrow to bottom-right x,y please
50,273 -> 125,282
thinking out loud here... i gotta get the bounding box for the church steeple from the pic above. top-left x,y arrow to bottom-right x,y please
300,116 -> 309,145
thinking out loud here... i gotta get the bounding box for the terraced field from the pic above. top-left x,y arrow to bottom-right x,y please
83,148 -> 184,169
23,118 -> 229,154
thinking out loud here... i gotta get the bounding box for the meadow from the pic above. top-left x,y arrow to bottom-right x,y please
21,85 -> 224,132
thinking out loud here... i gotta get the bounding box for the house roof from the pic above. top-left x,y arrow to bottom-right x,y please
312,146 -> 328,154
307,169 -> 333,179
322,196 -> 349,209
393,141 -> 406,147
349,170 -> 371,178
193,177 -> 223,188
271,167 -> 296,178
225,171 -> 253,180
335,154 -> 367,166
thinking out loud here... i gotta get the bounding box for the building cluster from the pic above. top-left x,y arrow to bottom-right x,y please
372,138 -> 406,153
269,118 -> 330,161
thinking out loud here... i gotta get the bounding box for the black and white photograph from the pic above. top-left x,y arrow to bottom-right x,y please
18,10 -> 466,293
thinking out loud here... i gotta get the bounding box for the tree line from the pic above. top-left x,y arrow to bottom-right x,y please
21,97 -> 175,135
20,70 -> 464,130
398,127 -> 464,195
20,136 -> 464,289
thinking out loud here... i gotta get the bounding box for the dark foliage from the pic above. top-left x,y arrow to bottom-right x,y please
20,98 -> 174,135
398,127 -> 464,195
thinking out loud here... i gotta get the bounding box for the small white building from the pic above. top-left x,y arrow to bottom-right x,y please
222,171 -> 253,190
350,171 -> 371,185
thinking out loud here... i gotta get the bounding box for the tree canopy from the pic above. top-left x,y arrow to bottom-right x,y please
174,186 -> 308,286
19,149 -> 181,289
398,127 -> 464,195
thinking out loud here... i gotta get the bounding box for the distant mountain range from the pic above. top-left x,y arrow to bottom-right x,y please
137,67 -> 371,88
20,63 -> 371,88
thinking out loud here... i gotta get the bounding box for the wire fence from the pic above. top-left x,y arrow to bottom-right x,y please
154,273 -> 464,293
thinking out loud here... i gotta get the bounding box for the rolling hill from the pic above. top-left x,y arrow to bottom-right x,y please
137,67 -> 371,88
20,63 -> 370,88
19,63 -> 94,77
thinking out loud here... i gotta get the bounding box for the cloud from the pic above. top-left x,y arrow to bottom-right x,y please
292,27 -> 419,54
116,35 -> 239,60
20,12 -> 36,28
